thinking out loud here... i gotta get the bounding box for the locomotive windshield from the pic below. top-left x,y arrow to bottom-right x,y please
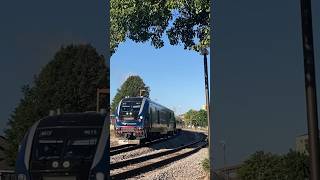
32,127 -> 101,161
119,99 -> 142,120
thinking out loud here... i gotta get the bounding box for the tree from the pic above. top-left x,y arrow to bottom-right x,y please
194,109 -> 207,127
184,109 -> 207,127
110,75 -> 150,113
237,151 -> 282,179
184,109 -> 197,126
110,0 -> 210,54
4,44 -> 108,165
237,150 -> 310,180
282,150 -> 309,179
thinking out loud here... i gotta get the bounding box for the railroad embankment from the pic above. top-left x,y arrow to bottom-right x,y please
110,129 -> 209,180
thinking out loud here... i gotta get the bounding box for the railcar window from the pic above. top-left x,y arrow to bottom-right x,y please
148,107 -> 152,125
152,107 -> 156,123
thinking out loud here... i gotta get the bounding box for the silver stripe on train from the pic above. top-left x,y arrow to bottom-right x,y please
91,115 -> 108,169
24,120 -> 40,170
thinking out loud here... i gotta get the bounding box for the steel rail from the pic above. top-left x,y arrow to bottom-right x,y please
110,134 -> 207,179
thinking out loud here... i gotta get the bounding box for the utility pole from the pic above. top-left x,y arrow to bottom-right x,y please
300,0 -> 320,179
201,48 -> 213,178
96,88 -> 109,112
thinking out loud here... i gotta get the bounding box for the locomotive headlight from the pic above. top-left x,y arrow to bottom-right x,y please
63,161 -> 70,168
17,174 -> 26,180
52,161 -> 59,168
96,172 -> 104,180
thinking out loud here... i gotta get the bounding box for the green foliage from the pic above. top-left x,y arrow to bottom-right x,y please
184,109 -> 207,127
237,150 -> 309,180
4,44 -> 108,166
184,109 -> 197,125
282,150 -> 310,179
202,157 -> 210,172
110,0 -> 210,54
237,151 -> 282,179
194,109 -> 208,127
110,75 -> 150,113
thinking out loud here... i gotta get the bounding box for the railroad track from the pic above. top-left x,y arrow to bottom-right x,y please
110,133 -> 179,156
110,133 -> 208,179
110,144 -> 135,151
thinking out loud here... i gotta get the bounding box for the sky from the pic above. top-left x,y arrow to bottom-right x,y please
110,39 -> 209,116
212,0 -> 320,168
0,0 -> 106,135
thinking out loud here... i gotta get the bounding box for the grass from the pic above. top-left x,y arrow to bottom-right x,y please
202,158 -> 210,172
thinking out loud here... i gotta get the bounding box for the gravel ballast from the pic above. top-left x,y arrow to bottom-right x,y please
133,147 -> 209,180
110,129 -> 209,180
110,130 -> 200,163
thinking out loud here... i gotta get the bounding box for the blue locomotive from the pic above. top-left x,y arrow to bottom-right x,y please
114,97 -> 179,141
15,112 -> 109,180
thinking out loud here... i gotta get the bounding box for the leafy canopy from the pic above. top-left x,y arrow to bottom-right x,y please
237,150 -> 309,179
4,44 -> 108,166
184,109 -> 207,127
110,0 -> 210,54
110,75 -> 150,113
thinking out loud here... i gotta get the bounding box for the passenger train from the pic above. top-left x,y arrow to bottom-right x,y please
114,97 -> 181,142
15,112 -> 109,180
